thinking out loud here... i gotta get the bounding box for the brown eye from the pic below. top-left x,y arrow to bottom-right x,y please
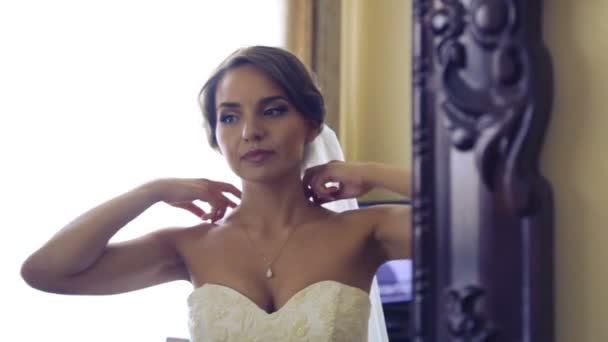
219,114 -> 238,124
263,106 -> 288,117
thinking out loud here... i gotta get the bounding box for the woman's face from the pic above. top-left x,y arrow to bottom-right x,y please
214,64 -> 317,182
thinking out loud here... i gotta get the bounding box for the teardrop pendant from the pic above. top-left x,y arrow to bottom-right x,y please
266,267 -> 273,279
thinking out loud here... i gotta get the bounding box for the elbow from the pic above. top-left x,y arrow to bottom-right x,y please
20,258 -> 42,290
20,256 -> 67,294
20,257 -> 48,291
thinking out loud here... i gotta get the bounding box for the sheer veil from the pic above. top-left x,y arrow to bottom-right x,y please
303,124 -> 389,342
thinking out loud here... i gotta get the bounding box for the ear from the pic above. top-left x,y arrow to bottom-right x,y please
305,121 -> 322,144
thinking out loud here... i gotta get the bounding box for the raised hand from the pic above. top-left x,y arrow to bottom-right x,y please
302,161 -> 372,205
149,178 -> 241,222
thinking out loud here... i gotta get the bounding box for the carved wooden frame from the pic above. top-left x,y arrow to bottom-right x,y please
411,1 -> 554,341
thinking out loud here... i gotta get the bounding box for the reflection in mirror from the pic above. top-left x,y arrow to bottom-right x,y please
7,1 -> 413,342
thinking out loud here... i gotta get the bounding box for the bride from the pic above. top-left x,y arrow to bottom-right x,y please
21,46 -> 410,341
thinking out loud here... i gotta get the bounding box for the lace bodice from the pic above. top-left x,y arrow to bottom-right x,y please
187,280 -> 371,341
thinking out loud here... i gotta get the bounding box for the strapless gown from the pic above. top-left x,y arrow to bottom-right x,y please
187,280 -> 371,341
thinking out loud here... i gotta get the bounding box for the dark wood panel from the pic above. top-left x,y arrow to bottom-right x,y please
411,1 -> 554,341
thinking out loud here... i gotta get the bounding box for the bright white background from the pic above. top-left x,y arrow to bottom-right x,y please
0,1 -> 284,340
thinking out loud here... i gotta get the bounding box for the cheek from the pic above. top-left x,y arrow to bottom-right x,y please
215,131 -> 232,157
285,135 -> 308,161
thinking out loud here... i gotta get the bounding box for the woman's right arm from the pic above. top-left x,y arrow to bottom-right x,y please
20,178 -> 240,295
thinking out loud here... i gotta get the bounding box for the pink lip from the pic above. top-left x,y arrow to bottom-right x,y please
241,149 -> 275,162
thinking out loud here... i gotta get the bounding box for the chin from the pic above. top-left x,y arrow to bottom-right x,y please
235,163 -> 301,183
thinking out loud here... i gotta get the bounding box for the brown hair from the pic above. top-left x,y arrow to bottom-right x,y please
198,46 -> 325,149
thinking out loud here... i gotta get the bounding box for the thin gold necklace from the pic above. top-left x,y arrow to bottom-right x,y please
242,225 -> 297,279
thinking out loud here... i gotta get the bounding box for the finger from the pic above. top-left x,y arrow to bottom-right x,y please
212,206 -> 227,222
304,185 -> 321,205
318,187 -> 340,201
208,205 -> 228,223
302,182 -> 319,203
302,178 -> 316,199
203,208 -> 220,221
305,173 -> 329,199
204,184 -> 240,206
304,184 -> 314,200
193,179 -> 240,200
217,194 -> 239,208
208,194 -> 237,210
302,165 -> 321,188
322,182 -> 340,192
171,201 -> 205,218
215,182 -> 243,198
311,191 -> 322,205
312,174 -> 335,195
204,209 -> 217,222
314,195 -> 335,205
320,187 -> 340,200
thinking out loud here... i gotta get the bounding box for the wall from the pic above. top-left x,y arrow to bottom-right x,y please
542,1 -> 608,341
340,0 -> 411,202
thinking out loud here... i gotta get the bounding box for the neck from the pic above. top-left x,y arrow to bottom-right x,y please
232,172 -> 317,234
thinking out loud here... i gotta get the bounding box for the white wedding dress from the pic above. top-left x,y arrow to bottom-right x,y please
188,280 -> 371,341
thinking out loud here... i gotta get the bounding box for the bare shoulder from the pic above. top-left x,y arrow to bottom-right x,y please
168,220 -> 238,259
159,222 -> 218,253
310,206 -> 380,243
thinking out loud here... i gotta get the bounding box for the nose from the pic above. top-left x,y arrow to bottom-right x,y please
241,116 -> 266,142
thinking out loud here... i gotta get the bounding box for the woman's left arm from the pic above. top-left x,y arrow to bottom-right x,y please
357,162 -> 411,261
303,161 -> 411,261
357,162 -> 410,197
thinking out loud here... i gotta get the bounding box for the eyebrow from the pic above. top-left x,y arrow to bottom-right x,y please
217,95 -> 288,110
